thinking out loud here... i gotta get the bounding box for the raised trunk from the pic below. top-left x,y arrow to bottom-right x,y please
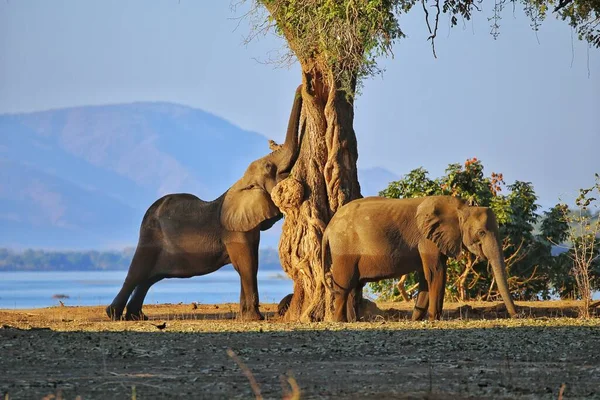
272,85 -> 303,174
271,71 -> 361,322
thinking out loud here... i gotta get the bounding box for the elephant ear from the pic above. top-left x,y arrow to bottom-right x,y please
220,182 -> 281,232
416,197 -> 464,257
258,215 -> 283,231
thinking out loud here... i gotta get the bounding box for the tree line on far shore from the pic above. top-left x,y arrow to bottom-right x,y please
0,247 -> 283,272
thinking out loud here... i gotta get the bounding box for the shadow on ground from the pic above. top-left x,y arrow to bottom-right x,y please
1,322 -> 599,399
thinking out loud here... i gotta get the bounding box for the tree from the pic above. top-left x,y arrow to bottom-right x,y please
245,0 -> 598,321
558,174 -> 600,318
250,1 -> 398,321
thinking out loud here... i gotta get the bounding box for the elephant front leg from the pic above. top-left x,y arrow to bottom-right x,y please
227,242 -> 264,321
423,263 -> 446,321
412,270 -> 429,321
435,261 -> 447,315
238,272 -> 263,321
428,261 -> 447,320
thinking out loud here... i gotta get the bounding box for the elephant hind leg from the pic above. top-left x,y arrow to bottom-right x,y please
333,289 -> 350,322
125,275 -> 164,321
106,278 -> 137,321
106,244 -> 160,321
330,257 -> 360,322
346,284 -> 364,322
106,289 -> 130,320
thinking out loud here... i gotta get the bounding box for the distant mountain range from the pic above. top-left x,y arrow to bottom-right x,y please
0,102 -> 399,250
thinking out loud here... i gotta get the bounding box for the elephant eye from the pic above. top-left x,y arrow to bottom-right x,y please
243,184 -> 257,190
478,230 -> 486,237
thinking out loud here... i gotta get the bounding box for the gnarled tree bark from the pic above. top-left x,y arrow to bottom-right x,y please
272,71 -> 361,322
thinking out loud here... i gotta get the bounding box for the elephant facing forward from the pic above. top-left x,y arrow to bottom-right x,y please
106,85 -> 303,321
322,195 -> 518,322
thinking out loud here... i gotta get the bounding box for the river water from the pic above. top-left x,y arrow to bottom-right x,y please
0,266 -> 292,309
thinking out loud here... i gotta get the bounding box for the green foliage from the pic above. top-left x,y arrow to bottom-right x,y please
378,167 -> 439,198
537,204 -> 574,297
367,280 -> 401,301
555,174 -> 600,315
555,0 -> 600,47
378,158 -> 496,203
367,158 -> 572,302
541,204 -> 570,244
367,272 -> 419,300
257,0 -> 414,91
253,0 -> 598,95
439,159 -> 495,206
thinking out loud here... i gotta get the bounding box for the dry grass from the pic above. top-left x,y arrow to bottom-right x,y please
0,300 -> 598,335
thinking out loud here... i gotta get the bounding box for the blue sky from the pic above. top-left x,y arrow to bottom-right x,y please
1,1 -> 598,209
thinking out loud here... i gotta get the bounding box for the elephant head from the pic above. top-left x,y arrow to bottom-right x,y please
416,196 -> 518,317
220,85 -> 303,232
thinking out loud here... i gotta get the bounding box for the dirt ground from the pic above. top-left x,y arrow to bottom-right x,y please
1,301 -> 600,400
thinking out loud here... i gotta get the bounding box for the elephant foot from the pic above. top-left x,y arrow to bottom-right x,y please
277,293 -> 294,317
425,310 -> 442,321
239,309 -> 264,321
507,305 -> 520,319
106,305 -> 124,321
333,309 -> 348,323
411,308 -> 427,321
125,310 -> 148,321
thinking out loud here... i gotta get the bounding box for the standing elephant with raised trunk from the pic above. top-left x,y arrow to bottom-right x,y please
322,195 -> 518,322
106,85 -> 303,321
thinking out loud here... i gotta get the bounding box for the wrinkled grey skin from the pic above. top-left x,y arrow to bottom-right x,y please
106,86 -> 303,321
322,196 -> 518,322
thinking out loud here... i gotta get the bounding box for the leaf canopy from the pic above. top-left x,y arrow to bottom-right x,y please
253,0 -> 598,91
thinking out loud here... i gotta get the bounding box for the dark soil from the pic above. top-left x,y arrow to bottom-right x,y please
1,301 -> 599,399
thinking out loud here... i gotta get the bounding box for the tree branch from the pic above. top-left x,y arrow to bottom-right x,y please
422,0 -> 440,58
553,0 -> 574,13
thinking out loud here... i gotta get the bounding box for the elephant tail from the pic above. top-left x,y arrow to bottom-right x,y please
322,230 -> 334,291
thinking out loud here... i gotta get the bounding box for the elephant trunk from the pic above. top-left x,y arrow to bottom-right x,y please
485,236 -> 518,318
273,85 -> 303,175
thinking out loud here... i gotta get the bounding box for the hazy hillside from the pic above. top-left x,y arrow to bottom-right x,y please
358,167 -> 399,198
0,103 -> 398,250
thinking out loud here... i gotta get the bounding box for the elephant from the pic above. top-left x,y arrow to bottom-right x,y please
322,195 -> 519,322
106,85 -> 303,321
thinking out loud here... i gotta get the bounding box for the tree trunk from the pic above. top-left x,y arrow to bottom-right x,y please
455,252 -> 485,302
271,70 -> 361,322
456,268 -> 468,302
